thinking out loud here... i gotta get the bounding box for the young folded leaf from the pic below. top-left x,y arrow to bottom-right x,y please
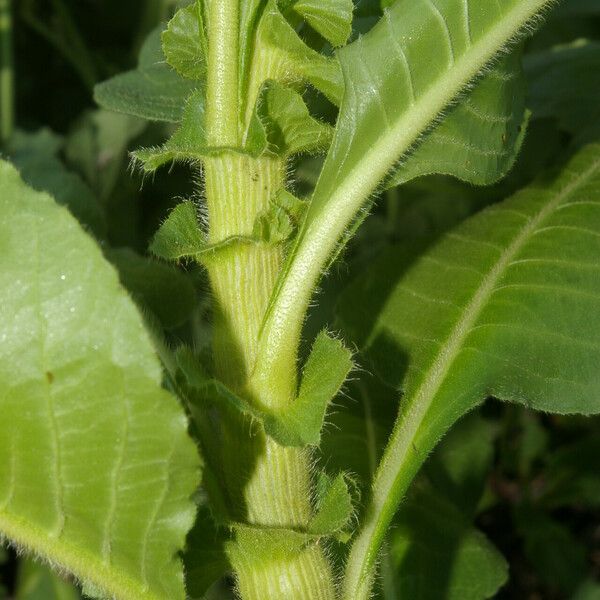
286,0 -> 353,48
309,471 -> 354,539
150,201 -> 206,262
0,162 -> 200,600
162,1 -> 207,81
340,143 -> 600,600
256,82 -> 333,156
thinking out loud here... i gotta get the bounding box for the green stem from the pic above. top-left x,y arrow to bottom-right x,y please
205,0 -> 240,146
201,5 -> 336,596
203,152 -> 336,600
0,0 -> 14,145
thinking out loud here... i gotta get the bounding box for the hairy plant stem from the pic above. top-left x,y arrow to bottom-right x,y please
203,152 -> 337,600
202,5 -> 336,597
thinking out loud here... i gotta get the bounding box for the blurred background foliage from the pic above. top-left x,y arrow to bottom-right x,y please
0,0 -> 599,598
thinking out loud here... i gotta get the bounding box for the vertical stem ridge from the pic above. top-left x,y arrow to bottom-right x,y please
202,153 -> 336,599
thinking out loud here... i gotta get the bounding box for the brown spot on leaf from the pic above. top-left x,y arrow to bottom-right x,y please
46,371 -> 54,384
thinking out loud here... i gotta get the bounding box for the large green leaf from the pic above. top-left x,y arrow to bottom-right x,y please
94,28 -> 197,122
8,130 -> 106,238
254,0 -> 556,407
340,143 -> 600,418
0,161 -> 200,600
339,143 -> 600,598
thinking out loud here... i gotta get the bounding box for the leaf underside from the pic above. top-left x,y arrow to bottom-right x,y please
339,143 -> 600,462
94,28 -> 197,122
0,162 -> 200,600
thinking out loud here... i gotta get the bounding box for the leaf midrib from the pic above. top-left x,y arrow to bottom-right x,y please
257,0 -> 556,387
376,154 -> 600,520
344,153 -> 600,600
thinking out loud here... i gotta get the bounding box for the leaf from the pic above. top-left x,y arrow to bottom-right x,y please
106,248 -> 197,330
339,143 -> 600,598
387,52 -> 528,188
288,0 -> 354,47
134,81 -> 333,172
180,331 -> 352,447
0,161 -> 201,600
526,41 -> 600,143
257,82 -> 334,156
162,1 -> 207,80
310,0 -> 550,216
151,196 -> 304,262
8,130 -> 106,238
150,200 -> 206,261
16,558 -> 80,600
340,144 -> 600,420
386,489 -> 508,600
264,330 -> 353,447
94,28 -> 198,122
253,189 -> 308,244
254,0 -> 556,409
310,472 -> 354,538
254,0 -> 344,104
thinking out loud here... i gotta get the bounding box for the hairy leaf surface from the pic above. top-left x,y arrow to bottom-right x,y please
387,52 -> 528,187
340,144 -> 600,419
0,162 -> 200,600
256,0 -> 555,421
94,29 -> 197,122
340,143 -> 600,598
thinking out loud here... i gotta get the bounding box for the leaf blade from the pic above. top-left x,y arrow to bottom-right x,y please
254,0 -> 557,405
340,143 -> 600,599
0,161 -> 200,600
